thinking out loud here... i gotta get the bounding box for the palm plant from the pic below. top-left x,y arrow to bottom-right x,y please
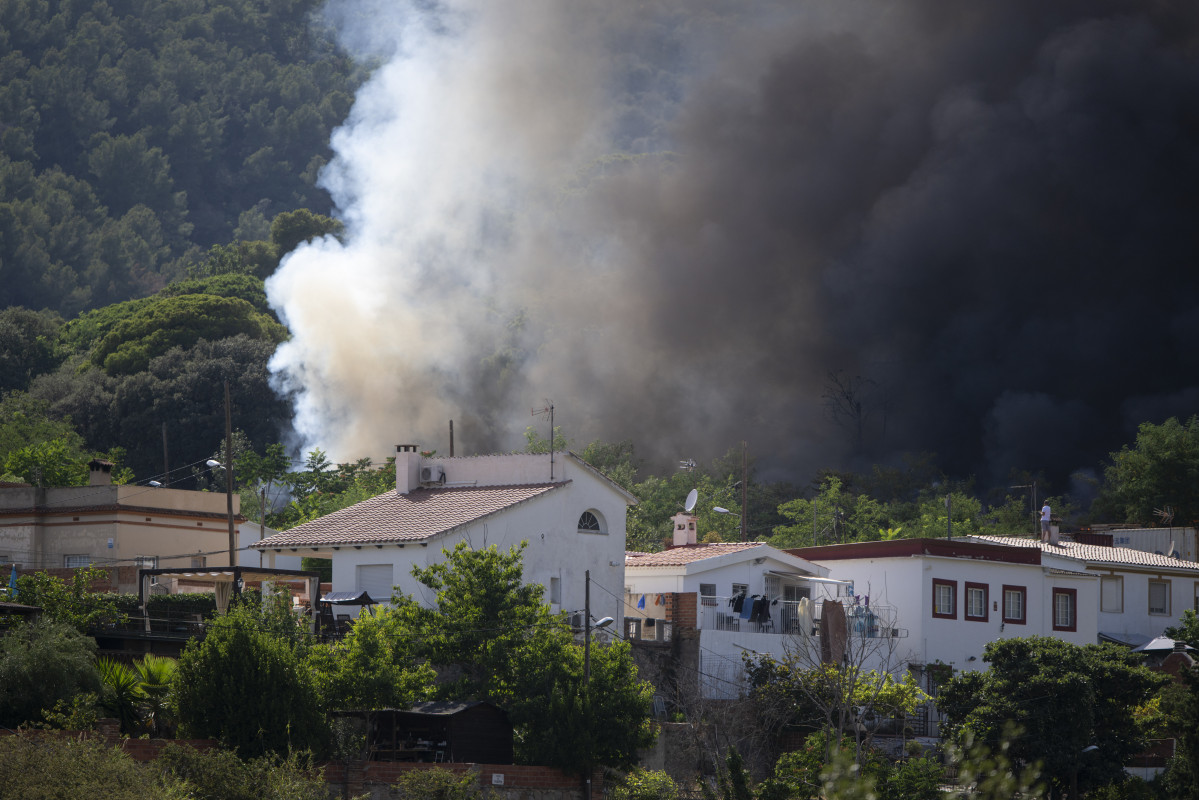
97,657 -> 142,734
134,654 -> 178,737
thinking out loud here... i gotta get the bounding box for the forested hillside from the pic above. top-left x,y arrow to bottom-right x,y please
0,0 -> 359,484
0,0 -> 363,315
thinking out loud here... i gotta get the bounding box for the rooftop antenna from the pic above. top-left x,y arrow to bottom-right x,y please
531,400 -> 554,480
678,458 -> 697,473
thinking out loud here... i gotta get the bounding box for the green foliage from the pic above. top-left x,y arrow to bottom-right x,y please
0,393 -> 83,469
97,654 -> 179,736
0,618 -> 100,728
773,475 -> 886,547
0,734 -> 172,800
389,542 -> 656,772
1165,608 -> 1199,649
154,743 -> 331,800
89,294 -> 287,375
3,434 -> 89,486
304,610 -> 433,711
1158,664 -> 1199,800
13,568 -> 126,630
0,0 -> 363,316
883,757 -> 945,800
0,306 -> 63,393
172,605 -> 326,759
939,637 -> 1167,799
947,724 -> 1046,800
272,453 -> 396,530
1097,416 -> 1199,525
610,768 -> 680,800
390,766 -> 484,800
270,208 -> 343,256
158,273 -> 275,316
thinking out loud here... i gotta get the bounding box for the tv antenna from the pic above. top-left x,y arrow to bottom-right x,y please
678,459 -> 697,473
1154,505 -> 1175,526
531,400 -> 555,480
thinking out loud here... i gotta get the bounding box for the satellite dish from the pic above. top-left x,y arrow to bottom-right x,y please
684,489 -> 698,512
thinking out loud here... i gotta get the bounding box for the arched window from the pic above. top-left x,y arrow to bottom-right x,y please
577,510 -> 606,534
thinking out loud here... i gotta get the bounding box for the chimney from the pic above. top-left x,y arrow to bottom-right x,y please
671,512 -> 698,546
88,459 -> 113,486
395,445 -> 421,495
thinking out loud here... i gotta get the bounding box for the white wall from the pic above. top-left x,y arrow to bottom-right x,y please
329,464 -> 627,624
816,555 -> 1098,672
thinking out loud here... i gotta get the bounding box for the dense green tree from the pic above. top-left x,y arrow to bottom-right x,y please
269,207 -> 343,255
938,637 -> 1167,800
1096,416 -> 1199,525
772,475 -> 887,547
0,735 -> 164,800
304,611 -> 433,711
0,618 -> 101,728
3,435 -> 90,486
0,306 -> 62,393
172,605 -> 326,758
389,542 -> 656,771
0,393 -> 86,473
12,567 -> 126,630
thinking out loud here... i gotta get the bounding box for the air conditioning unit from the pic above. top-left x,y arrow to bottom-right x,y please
420,464 -> 445,484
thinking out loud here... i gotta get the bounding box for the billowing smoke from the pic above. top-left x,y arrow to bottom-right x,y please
267,0 -> 1199,490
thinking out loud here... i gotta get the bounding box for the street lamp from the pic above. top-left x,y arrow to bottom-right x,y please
207,457 -> 236,569
713,506 -> 745,540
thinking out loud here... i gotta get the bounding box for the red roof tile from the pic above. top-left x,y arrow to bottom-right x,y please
252,483 -> 567,548
625,542 -> 768,567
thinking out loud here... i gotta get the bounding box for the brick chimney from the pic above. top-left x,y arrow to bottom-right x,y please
88,459 -> 113,486
395,445 -> 421,495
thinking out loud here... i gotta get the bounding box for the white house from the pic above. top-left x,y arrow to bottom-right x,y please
251,446 -> 636,626
624,512 -> 841,698
788,538 -> 1100,672
968,534 -> 1199,648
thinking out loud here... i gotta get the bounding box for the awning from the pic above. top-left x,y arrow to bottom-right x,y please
320,590 -> 377,606
767,571 -> 851,585
1099,631 -> 1152,648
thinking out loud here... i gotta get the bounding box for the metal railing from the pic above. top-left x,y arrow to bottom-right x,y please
699,596 -> 903,638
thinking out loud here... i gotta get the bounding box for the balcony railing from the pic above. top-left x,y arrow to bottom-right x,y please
699,596 -> 903,638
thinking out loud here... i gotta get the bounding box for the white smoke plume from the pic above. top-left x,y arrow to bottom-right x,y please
268,0 -> 1199,486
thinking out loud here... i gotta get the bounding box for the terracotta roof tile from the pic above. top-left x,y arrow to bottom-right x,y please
252,483 -> 567,548
625,542 -> 767,567
969,534 -> 1199,572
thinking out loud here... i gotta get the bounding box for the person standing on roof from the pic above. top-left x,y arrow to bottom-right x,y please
1040,502 -> 1052,542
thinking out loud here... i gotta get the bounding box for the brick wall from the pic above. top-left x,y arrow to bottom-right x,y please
324,760 -> 603,798
665,592 -> 697,630
35,565 -> 142,593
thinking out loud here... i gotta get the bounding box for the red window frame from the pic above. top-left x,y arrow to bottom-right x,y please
964,582 -> 989,622
1052,588 -> 1077,632
1002,584 -> 1026,625
932,578 -> 957,620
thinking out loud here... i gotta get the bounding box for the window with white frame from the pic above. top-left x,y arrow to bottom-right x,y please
1149,580 -> 1171,615
1002,585 -> 1026,624
577,510 -> 607,534
356,564 -> 395,603
700,583 -> 717,607
1100,576 -> 1123,613
932,579 -> 956,619
1053,588 -> 1077,631
550,576 -> 562,605
965,582 -> 988,621
134,556 -> 158,570
732,582 -> 748,598
191,556 -> 207,568
63,554 -> 92,568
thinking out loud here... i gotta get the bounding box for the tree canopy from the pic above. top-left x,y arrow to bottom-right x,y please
1096,415 -> 1199,526
938,636 -> 1168,799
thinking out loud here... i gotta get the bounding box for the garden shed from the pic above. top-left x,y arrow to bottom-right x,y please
364,701 -> 513,764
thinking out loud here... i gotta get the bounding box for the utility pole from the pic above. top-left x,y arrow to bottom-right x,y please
740,441 -> 748,542
224,380 -> 236,569
584,569 -> 592,800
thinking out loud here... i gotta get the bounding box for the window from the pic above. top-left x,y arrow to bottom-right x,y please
1100,576 -> 1123,613
356,564 -> 395,603
191,556 -> 207,568
1194,582 -> 1199,612
700,583 -> 717,607
1002,585 -> 1026,625
1052,588 -> 1077,632
1149,580 -> 1171,615
965,582 -> 988,621
64,555 -> 92,568
577,510 -> 606,534
134,556 -> 158,570
732,582 -> 748,597
932,579 -> 956,619
549,576 -> 562,605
